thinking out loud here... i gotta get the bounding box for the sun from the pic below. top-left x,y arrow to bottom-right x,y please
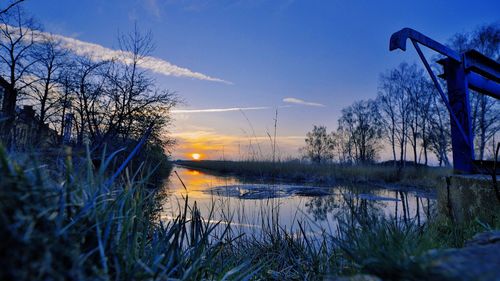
191,153 -> 201,160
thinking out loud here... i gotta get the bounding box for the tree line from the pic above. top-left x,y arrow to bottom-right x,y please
302,23 -> 499,166
0,5 -> 177,154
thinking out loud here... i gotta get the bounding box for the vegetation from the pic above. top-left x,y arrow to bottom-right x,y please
176,160 -> 451,189
448,23 -> 500,161
2,146 -> 497,280
0,1 -> 498,280
0,4 -> 177,164
301,125 -> 337,164
0,145 -> 254,280
335,214 -> 500,280
298,23 -> 498,166
337,99 -> 383,164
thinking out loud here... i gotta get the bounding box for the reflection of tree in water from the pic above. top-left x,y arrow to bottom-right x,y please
304,185 -> 436,233
304,185 -> 385,222
305,194 -> 339,221
398,191 -> 435,227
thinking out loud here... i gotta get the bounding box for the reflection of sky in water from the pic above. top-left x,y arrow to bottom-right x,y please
162,165 -> 436,236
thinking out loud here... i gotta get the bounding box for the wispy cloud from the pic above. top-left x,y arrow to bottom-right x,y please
144,0 -> 161,18
282,97 -> 325,107
16,25 -> 230,84
172,106 -> 269,114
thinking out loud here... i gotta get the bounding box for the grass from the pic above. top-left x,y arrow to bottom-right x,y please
0,145 -> 261,280
336,214 -> 500,280
1,145 -> 497,280
176,160 -> 452,189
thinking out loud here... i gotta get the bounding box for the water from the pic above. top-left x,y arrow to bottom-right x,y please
161,165 -> 436,236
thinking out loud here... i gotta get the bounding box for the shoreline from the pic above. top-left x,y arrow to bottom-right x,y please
174,160 -> 448,192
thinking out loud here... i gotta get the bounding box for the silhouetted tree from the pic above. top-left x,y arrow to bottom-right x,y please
338,99 -> 382,163
101,26 -> 177,149
0,3 -> 177,160
378,63 -> 416,166
333,128 -> 353,163
448,23 -> 500,160
0,0 -> 25,15
55,61 -> 77,144
427,93 -> 451,166
72,56 -> 109,145
417,79 -> 435,166
301,125 -> 336,164
406,71 -> 433,166
28,33 -> 69,141
0,6 -> 38,144
377,75 -> 399,163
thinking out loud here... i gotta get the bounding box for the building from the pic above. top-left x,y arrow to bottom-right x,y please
0,76 -> 8,110
0,76 -> 58,149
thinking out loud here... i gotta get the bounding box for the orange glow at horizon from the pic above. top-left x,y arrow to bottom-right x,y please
172,129 -> 305,160
191,153 -> 201,160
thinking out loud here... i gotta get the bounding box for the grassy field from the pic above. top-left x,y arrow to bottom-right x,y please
2,147 -> 497,280
176,160 -> 452,189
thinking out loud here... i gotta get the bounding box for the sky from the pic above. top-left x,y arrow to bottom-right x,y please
25,0 -> 500,160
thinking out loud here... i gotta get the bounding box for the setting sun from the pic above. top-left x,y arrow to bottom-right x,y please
191,153 -> 201,160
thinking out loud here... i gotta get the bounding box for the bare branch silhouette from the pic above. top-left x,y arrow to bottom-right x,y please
0,0 -> 25,15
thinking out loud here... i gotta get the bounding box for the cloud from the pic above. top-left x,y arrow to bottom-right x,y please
283,97 -> 325,107
11,24 -> 230,84
144,0 -> 161,18
172,106 -> 270,114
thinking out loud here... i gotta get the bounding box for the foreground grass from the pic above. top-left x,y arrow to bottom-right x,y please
1,147 -> 497,280
0,146 -> 260,280
176,160 -> 451,189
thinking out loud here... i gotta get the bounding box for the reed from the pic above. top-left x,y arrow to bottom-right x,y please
0,145 -> 258,280
176,160 -> 451,189
1,145 -> 495,280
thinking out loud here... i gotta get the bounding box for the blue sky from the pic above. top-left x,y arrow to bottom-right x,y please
26,0 -> 500,159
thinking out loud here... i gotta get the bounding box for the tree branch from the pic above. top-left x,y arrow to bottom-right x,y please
0,0 -> 25,15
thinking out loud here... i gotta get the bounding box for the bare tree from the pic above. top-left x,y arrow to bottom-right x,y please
28,34 -> 69,141
379,63 -> 415,166
377,75 -> 399,163
72,57 -> 109,145
56,62 -> 77,144
417,79 -> 435,166
102,26 -> 177,149
0,6 -> 177,161
333,128 -> 353,163
338,99 -> 382,164
399,65 -> 430,166
0,6 -> 38,144
427,93 -> 451,166
448,22 -> 500,160
0,0 -> 25,15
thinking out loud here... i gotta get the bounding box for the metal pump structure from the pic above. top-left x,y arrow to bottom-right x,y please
389,28 -> 500,174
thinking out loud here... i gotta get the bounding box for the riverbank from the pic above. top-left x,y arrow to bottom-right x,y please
175,160 -> 452,189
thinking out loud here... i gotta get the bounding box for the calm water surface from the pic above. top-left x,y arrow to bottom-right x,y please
162,165 -> 436,236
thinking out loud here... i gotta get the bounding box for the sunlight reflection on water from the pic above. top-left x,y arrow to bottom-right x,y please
161,165 -> 436,236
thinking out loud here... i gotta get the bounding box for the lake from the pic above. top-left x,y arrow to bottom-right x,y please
161,165 -> 436,237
